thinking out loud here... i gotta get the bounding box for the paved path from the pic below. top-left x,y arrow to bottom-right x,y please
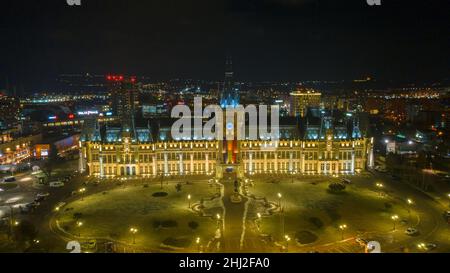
220,175 -> 273,252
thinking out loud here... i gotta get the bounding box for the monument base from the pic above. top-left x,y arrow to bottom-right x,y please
230,193 -> 243,203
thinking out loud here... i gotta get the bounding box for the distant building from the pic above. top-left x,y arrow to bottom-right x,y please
290,88 -> 321,117
0,132 -> 42,165
108,75 -> 139,131
0,95 -> 20,130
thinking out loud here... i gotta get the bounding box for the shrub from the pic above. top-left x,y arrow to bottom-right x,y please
384,202 -> 392,210
295,231 -> 318,244
188,221 -> 199,230
328,183 -> 346,193
73,212 -> 83,220
309,217 -> 323,229
152,192 -> 168,197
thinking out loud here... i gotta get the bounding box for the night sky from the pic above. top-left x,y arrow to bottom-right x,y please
1,0 -> 449,91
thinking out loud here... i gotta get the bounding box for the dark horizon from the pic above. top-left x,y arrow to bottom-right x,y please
1,0 -> 450,92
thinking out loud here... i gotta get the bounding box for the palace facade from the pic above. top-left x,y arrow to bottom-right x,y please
79,110 -> 374,178
79,67 -> 374,178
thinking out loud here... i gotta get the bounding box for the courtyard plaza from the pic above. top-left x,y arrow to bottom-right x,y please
47,170 -> 450,253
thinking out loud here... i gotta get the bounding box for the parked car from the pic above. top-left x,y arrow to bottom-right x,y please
342,178 -> 352,185
49,181 -> 65,188
405,228 -> 419,236
36,192 -> 50,199
1,176 -> 16,183
20,205 -> 32,214
444,211 -> 450,223
391,175 -> 401,181
29,201 -> 40,207
35,192 -> 50,202
374,166 -> 387,173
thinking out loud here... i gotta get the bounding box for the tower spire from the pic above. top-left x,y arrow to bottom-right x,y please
220,56 -> 239,108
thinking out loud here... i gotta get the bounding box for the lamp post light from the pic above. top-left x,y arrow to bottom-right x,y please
277,193 -> 282,209
391,215 -> 399,231
76,221 -> 83,237
196,237 -> 201,252
216,214 -> 221,229
376,183 -> 384,196
256,213 -> 262,229
417,243 -> 426,251
407,198 -> 414,220
188,194 -> 191,208
339,224 -> 347,240
130,227 -> 138,244
277,193 -> 286,240
284,235 -> 291,252
79,188 -> 86,201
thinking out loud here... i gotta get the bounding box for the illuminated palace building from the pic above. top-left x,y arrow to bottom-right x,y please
79,64 -> 374,178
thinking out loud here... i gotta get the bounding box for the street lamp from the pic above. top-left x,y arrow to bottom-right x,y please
339,224 -> 347,240
196,237 -> 201,252
284,235 -> 291,252
188,194 -> 191,208
376,183 -> 384,196
216,213 -> 221,229
391,215 -> 399,230
417,243 -> 428,251
79,187 -> 86,201
76,221 -> 83,237
277,193 -> 282,209
130,227 -> 138,244
256,213 -> 262,229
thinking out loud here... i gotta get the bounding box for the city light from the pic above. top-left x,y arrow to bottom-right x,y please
130,227 -> 138,244
391,215 -> 399,230
339,224 -> 347,240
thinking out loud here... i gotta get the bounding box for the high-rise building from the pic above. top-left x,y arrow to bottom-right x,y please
108,75 -> 138,133
290,87 -> 322,117
0,94 -> 20,130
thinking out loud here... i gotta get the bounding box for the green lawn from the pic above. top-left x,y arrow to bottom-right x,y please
56,181 -> 217,251
248,177 -> 411,245
0,183 -> 18,191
